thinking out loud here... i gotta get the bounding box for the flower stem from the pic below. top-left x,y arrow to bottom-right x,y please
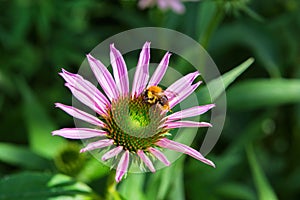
199,5 -> 224,48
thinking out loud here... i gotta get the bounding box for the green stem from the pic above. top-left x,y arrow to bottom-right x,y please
200,5 -> 224,48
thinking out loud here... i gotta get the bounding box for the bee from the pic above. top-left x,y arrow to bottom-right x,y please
142,86 -> 170,111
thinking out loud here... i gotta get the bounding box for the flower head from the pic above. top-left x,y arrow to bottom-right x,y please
52,42 -> 215,183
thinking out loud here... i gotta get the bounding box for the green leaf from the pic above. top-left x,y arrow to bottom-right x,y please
145,157 -> 185,200
0,143 -> 52,170
119,173 -> 146,200
0,172 -> 98,200
76,158 -> 110,183
246,145 -> 278,200
199,57 -> 254,103
16,78 -> 66,158
227,79 -> 300,110
210,22 -> 281,78
216,182 -> 256,200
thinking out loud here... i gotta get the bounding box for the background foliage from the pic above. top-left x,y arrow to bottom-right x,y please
1,0 -> 300,199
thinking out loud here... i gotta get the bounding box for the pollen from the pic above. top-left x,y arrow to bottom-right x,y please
102,95 -> 167,152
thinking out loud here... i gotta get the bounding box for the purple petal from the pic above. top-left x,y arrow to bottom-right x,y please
52,128 -> 107,139
156,138 -> 215,167
65,83 -> 105,115
148,147 -> 170,166
87,54 -> 119,101
131,42 -> 151,97
60,69 -> 110,106
163,121 -> 212,129
169,81 -> 202,109
137,150 -> 156,172
166,104 -> 215,122
158,0 -> 185,14
102,146 -> 123,161
115,150 -> 130,183
80,139 -> 114,153
110,44 -> 129,95
55,103 -> 105,127
148,52 -> 171,87
165,71 -> 200,99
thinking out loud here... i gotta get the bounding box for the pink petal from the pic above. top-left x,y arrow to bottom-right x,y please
137,150 -> 156,172
166,104 -> 215,122
110,44 -> 129,95
55,103 -> 105,127
65,83 -> 105,115
156,138 -> 215,167
52,128 -> 107,139
169,81 -> 202,109
87,54 -> 119,101
165,71 -> 200,100
131,42 -> 151,97
148,147 -> 170,166
115,150 -> 130,183
80,139 -> 114,153
60,69 -> 110,107
102,146 -> 123,161
163,121 -> 212,129
148,52 -> 171,87
168,0 -> 185,14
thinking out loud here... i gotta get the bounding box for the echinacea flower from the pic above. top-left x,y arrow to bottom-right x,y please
138,0 -> 186,14
52,41 -> 215,183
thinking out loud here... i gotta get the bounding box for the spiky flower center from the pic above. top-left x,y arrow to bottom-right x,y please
103,96 -> 168,152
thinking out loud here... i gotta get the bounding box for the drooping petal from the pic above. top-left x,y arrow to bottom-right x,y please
110,44 -> 129,95
137,150 -> 156,172
52,128 -> 107,139
87,54 -> 119,101
169,81 -> 202,109
131,42 -> 151,97
163,121 -> 212,129
148,52 -> 171,87
64,83 -> 105,115
165,71 -> 200,99
80,139 -> 114,153
148,147 -> 170,166
55,103 -> 105,127
156,138 -> 215,167
102,146 -> 123,161
116,150 -> 130,183
60,69 -> 110,107
166,104 -> 215,122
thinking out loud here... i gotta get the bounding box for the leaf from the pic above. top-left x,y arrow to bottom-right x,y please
0,143 -> 52,170
210,22 -> 281,78
0,172 -> 98,200
145,157 -> 185,200
16,77 -> 66,158
227,79 -> 300,110
246,145 -> 278,200
119,173 -> 146,200
216,182 -> 256,200
76,158 -> 110,183
198,57 -> 254,103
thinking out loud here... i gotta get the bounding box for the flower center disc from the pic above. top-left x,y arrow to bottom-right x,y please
104,96 -> 167,152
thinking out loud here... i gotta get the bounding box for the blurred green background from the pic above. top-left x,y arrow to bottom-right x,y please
1,0 -> 300,199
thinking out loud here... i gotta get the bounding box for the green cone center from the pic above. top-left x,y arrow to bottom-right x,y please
103,96 -> 168,152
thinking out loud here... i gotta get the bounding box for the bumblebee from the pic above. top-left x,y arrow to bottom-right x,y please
142,86 -> 170,110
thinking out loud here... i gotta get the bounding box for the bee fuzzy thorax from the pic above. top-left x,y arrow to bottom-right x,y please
142,86 -> 170,111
